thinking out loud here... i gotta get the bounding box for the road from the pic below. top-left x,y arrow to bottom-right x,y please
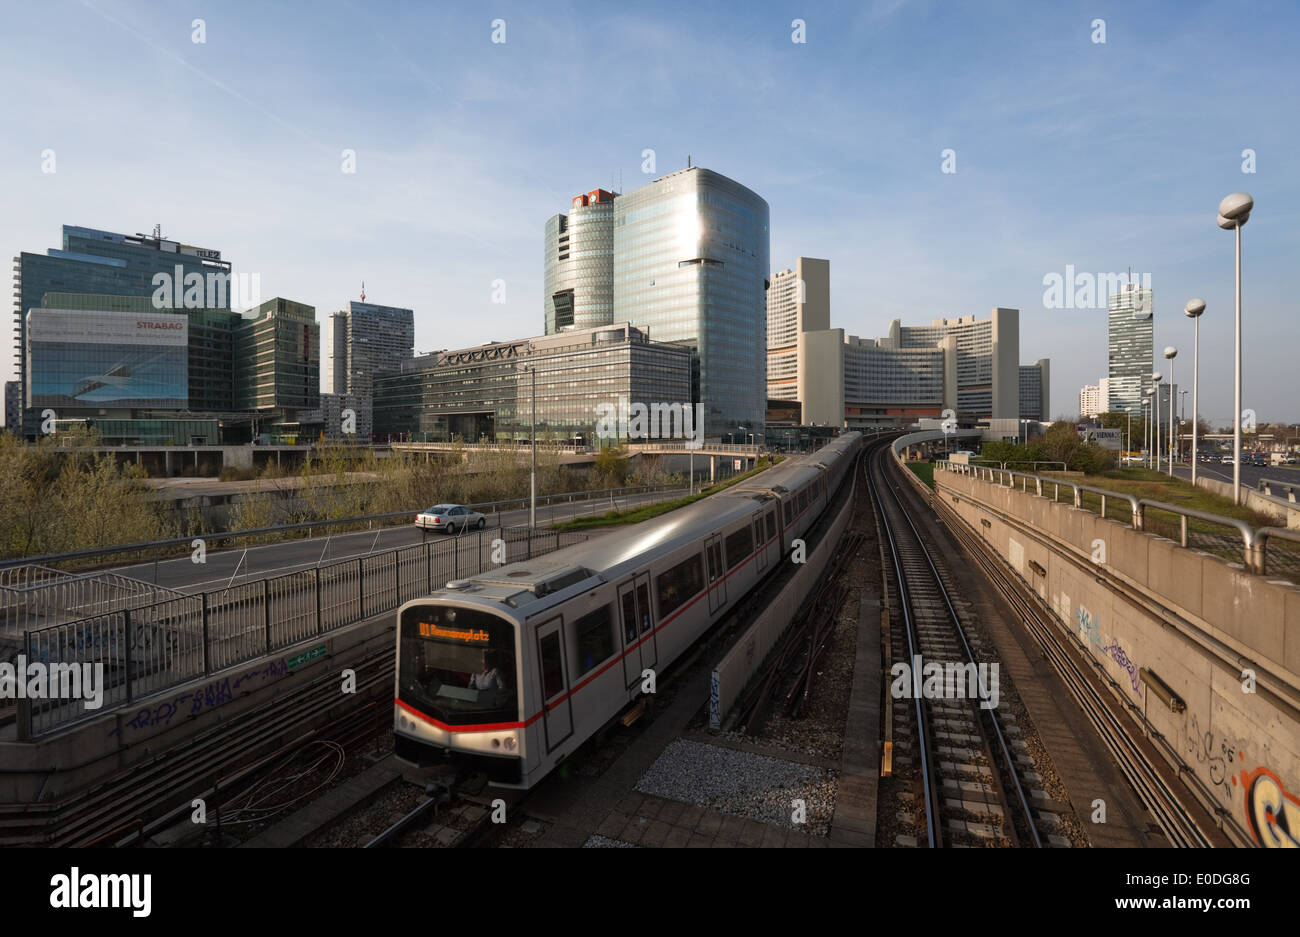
1163,459 -> 1298,490
110,488 -> 687,593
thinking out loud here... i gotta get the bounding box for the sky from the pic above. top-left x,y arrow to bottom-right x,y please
1,0 -> 1297,427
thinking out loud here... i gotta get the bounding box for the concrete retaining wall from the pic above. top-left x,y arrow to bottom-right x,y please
934,467 -> 1300,847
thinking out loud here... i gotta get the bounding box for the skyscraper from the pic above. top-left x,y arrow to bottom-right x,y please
767,258 -> 830,404
1108,282 -> 1153,414
544,167 -> 770,439
543,189 -> 615,334
323,301 -> 415,440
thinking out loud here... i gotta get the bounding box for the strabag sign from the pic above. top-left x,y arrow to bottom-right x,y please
28,309 -> 189,347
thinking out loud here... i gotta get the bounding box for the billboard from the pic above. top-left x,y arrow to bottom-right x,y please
27,309 -> 189,409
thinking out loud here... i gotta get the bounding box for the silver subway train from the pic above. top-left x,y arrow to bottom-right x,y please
393,432 -> 863,788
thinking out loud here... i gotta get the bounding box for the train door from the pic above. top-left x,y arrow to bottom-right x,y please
535,616 -> 573,753
752,512 -> 768,573
705,534 -> 727,613
619,573 -> 656,690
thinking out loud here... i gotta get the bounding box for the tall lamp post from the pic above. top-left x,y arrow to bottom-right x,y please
1185,296 -> 1208,487
515,363 -> 537,529
1218,192 -> 1253,504
1126,407 -> 1132,462
1151,373 -> 1163,472
1163,348 -> 1177,477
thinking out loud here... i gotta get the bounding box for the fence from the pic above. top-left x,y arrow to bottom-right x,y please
18,525 -> 589,738
1,567 -> 187,639
0,483 -> 682,576
935,461 -> 1300,578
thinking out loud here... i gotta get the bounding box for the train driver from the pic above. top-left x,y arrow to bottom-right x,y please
469,649 -> 507,691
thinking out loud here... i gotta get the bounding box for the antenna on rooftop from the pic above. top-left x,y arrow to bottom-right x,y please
152,223 -> 164,240
361,281 -> 366,302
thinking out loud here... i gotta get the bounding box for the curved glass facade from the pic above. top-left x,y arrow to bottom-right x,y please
613,168 -> 769,439
544,193 -> 615,334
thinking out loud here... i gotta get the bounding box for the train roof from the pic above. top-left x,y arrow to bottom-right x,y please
422,435 -> 861,618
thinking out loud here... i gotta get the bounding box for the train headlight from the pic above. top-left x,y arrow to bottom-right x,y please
492,738 -> 501,749
504,737 -> 517,751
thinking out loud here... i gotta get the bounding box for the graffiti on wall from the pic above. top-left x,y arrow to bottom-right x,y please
1184,714 -> 1244,789
1238,766 -> 1300,848
108,657 -> 288,738
1075,606 -> 1142,699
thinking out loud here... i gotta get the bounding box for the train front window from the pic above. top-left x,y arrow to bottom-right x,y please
399,605 -> 518,725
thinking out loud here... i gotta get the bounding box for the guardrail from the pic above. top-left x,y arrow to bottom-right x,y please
0,483 -> 682,574
934,460 -> 1300,576
1259,477 -> 1300,504
16,525 -> 589,738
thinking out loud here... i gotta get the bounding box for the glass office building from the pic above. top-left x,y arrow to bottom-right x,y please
544,189 -> 616,334
12,226 -> 231,436
1108,283 -> 1154,414
374,323 -> 692,444
323,301 -> 415,440
612,168 -> 770,440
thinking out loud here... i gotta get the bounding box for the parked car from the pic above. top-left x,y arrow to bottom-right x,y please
415,504 -> 487,533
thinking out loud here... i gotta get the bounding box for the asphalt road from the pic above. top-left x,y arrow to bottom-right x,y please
1163,459 -> 1298,490
110,488 -> 687,593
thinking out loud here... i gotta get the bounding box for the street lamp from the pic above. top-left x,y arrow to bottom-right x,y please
1126,407 -> 1132,462
1218,191 -> 1253,504
1163,348 -> 1177,477
515,362 -> 537,528
1151,372 -> 1163,472
1149,384 -> 1159,467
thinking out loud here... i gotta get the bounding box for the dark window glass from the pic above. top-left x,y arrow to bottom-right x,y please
398,605 -> 517,725
574,605 -> 614,676
725,526 -> 753,570
636,582 -> 651,633
621,590 -> 637,643
540,631 -> 564,700
656,554 -> 705,618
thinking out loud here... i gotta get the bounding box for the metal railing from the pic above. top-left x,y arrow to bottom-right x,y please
935,460 -> 1300,576
0,483 -> 682,574
1,567 -> 186,638
17,525 -> 589,738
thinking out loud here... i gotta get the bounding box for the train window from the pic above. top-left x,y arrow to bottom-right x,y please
398,604 -> 518,725
539,632 -> 564,700
725,526 -> 753,570
656,554 -> 704,618
707,542 -> 722,582
636,581 -> 652,634
766,511 -> 776,540
620,591 -> 637,643
574,605 -> 615,677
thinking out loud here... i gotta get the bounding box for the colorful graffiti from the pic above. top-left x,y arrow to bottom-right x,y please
1075,606 -> 1141,699
1238,766 -> 1300,848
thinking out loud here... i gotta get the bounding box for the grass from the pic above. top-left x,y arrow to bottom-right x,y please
552,458 -> 782,530
1042,466 -> 1273,529
905,461 -> 935,489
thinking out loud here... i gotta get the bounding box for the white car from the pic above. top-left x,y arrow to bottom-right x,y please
415,504 -> 487,533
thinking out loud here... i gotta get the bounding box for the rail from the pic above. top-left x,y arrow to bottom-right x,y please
933,460 -> 1300,575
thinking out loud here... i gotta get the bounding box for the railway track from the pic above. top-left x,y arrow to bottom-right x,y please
869,445 -> 1043,848
920,463 -> 1232,847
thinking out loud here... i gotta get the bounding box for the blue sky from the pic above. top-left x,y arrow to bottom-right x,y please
2,0 -> 1296,425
